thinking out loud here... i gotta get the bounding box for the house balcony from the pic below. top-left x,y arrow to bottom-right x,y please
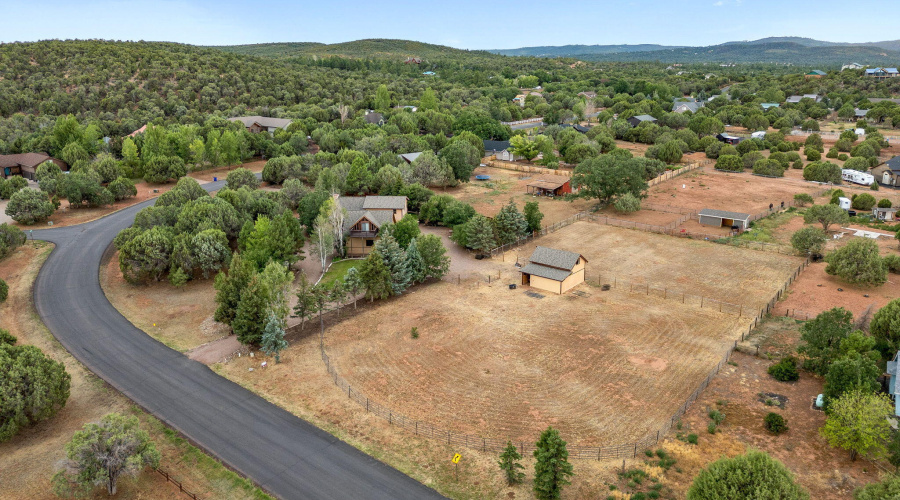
349,230 -> 378,238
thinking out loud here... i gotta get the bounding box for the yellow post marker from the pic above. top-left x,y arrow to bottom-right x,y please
452,453 -> 461,464
452,453 -> 461,481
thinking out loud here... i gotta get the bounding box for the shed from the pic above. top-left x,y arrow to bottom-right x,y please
520,246 -> 587,295
874,207 -> 898,221
526,177 -> 571,197
627,115 -> 657,127
716,133 -> 743,145
698,208 -> 751,231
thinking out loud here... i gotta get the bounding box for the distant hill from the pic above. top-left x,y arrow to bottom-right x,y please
492,44 -> 683,57
213,39 -> 496,61
491,37 -> 900,65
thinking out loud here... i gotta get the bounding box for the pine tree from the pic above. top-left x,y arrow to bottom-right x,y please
293,271 -> 317,329
213,252 -> 254,325
533,427 -> 573,500
405,237 -> 426,284
494,199 -> 528,245
374,233 -> 410,294
499,441 -> 525,486
416,234 -> 451,280
359,250 -> 392,301
260,314 -> 288,363
232,275 -> 268,345
465,214 -> 496,256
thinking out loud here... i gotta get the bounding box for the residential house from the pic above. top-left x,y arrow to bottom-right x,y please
841,62 -> 864,71
0,153 -> 67,180
483,140 -> 511,155
626,114 -> 657,127
526,177 -> 572,197
786,94 -> 822,104
364,111 -> 385,126
866,68 -> 900,78
227,116 -> 292,134
519,246 -> 587,295
672,100 -> 703,114
404,57 -> 422,64
805,70 -> 827,79
875,156 -> 900,187
512,94 -> 527,107
338,196 -> 408,257
698,208 -> 751,231
398,152 -> 423,164
854,108 -> 869,121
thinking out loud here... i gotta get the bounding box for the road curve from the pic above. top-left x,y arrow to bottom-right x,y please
32,179 -> 445,500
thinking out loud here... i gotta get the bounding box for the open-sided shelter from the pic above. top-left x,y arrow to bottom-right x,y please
698,208 -> 751,231
526,177 -> 572,197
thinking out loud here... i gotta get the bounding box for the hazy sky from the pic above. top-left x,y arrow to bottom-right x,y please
1,0 -> 897,50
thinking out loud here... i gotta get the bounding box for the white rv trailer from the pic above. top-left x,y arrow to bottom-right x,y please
842,168 -> 875,186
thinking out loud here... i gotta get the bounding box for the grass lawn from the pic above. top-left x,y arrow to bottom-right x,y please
319,259 -> 363,287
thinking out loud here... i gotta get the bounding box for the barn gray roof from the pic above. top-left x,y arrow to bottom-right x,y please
520,263 -> 571,282
699,208 -> 751,221
886,156 -> 900,173
399,152 -> 422,163
528,246 -> 585,271
631,114 -> 657,123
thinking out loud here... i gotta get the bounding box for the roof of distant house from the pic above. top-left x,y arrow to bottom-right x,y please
672,101 -> 703,113
760,103 -> 780,109
363,196 -> 407,210
0,152 -> 57,169
699,208 -> 751,221
856,108 -> 869,117
866,67 -> 899,74
786,94 -> 820,103
364,112 -> 384,124
128,124 -> 147,137
869,98 -> 900,105
630,114 -> 657,123
483,140 -> 511,152
398,152 -> 422,163
886,156 -> 900,173
227,116 -> 292,129
807,70 -> 827,76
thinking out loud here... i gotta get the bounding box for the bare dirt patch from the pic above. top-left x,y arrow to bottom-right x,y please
660,347 -> 883,499
188,159 -> 266,183
647,168 -> 829,215
441,165 -> 593,225
596,207 -> 686,227
774,261 -> 900,319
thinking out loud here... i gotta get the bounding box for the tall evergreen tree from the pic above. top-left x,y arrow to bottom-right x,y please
416,234 -> 450,280
260,314 -> 288,363
494,199 -> 528,245
465,214 -> 496,256
359,250 -> 392,301
533,427 -> 573,500
405,237 -> 426,284
374,233 -> 410,294
524,201 -> 543,233
343,266 -> 364,309
499,441 -> 525,486
232,275 -> 268,345
213,252 -> 254,325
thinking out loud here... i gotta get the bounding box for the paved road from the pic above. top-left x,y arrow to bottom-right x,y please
32,179 -> 445,500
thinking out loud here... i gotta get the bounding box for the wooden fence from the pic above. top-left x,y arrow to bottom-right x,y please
485,159 -> 571,177
156,467 -> 202,500
317,256 -> 813,460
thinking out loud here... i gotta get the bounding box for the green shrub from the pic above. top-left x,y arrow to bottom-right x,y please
768,356 -> 799,382
878,199 -> 893,209
806,148 -> 821,161
852,193 -> 876,211
708,409 -> 725,425
687,434 -> 698,445
614,192 -> 641,213
826,148 -> 838,159
793,193 -> 814,206
838,153 -> 849,161
884,255 -> 900,273
0,278 -> 7,302
871,182 -> 879,191
707,423 -> 718,434
764,413 -> 788,434
715,154 -> 743,172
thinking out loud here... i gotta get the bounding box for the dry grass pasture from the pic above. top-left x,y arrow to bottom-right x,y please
326,279 -> 744,446
498,221 -> 803,307
0,244 -> 268,500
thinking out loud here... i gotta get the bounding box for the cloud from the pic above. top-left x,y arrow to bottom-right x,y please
713,1 -> 723,5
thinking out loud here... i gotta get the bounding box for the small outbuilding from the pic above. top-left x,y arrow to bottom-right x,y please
520,246 -> 587,295
716,133 -> 743,145
874,207 -> 898,221
627,114 -> 657,127
526,177 -> 572,197
698,208 -> 751,231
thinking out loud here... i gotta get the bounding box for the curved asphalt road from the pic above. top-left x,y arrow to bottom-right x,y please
32,178 -> 445,500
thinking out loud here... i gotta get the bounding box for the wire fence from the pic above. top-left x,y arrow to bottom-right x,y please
647,161 -> 708,187
315,255 -> 813,460
590,273 -> 747,316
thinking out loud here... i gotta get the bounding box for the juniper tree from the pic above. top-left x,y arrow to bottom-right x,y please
374,233 -> 410,294
494,199 -> 528,245
359,250 -> 392,301
464,214 -> 496,256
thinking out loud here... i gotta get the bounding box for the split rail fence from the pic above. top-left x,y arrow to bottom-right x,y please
156,468 -> 202,500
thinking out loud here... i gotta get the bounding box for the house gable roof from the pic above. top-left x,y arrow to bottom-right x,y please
672,101 -> 702,113
699,208 -> 751,221
227,116 -> 292,129
363,196 -> 407,210
0,152 -> 57,169
631,114 -> 657,123
886,156 -> 900,173
342,210 -> 395,233
528,246 -> 585,272
484,140 -> 511,152
398,152 -> 422,163
364,112 -> 384,124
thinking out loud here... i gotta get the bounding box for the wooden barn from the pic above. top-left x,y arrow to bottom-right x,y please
520,246 -> 587,295
526,177 -> 572,197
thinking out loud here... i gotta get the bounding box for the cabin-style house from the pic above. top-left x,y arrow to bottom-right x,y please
338,196 -> 408,257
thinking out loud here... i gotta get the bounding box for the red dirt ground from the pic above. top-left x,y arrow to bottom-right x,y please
774,261 -> 900,319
